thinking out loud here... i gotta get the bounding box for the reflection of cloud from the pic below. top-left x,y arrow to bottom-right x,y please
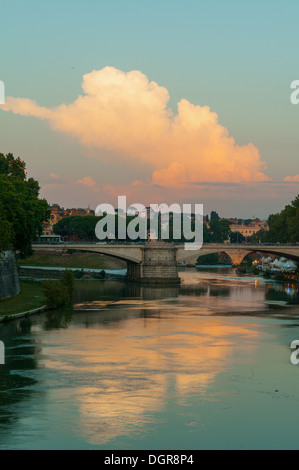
2,66 -> 270,187
43,311 -> 259,446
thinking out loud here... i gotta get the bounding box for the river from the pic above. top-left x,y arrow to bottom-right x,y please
1,267 -> 299,450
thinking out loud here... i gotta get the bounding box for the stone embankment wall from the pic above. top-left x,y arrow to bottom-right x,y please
0,251 -> 20,300
19,266 -> 124,281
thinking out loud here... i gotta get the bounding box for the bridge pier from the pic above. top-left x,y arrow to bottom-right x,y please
224,249 -> 251,266
127,243 -> 181,285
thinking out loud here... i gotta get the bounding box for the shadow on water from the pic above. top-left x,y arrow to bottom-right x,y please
0,318 -> 41,427
43,308 -> 73,330
0,307 -> 75,433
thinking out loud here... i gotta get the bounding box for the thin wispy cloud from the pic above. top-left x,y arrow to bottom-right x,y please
50,172 -> 60,179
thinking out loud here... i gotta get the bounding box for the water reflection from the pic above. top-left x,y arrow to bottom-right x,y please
41,310 -> 260,446
43,309 -> 73,330
0,268 -> 299,449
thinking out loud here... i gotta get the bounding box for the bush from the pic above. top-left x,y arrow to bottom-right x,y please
43,269 -> 75,308
93,270 -> 106,279
263,271 -> 271,279
61,269 -> 74,295
42,281 -> 70,308
273,273 -> 286,282
251,267 -> 260,275
241,259 -> 253,267
74,269 -> 85,279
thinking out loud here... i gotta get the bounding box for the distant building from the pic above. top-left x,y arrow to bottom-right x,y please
224,218 -> 238,225
230,218 -> 269,237
42,204 -> 95,236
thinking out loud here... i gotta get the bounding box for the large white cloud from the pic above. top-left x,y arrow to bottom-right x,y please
1,66 -> 270,186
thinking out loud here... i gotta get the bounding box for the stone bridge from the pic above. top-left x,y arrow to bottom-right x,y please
176,244 -> 299,266
32,243 -> 299,284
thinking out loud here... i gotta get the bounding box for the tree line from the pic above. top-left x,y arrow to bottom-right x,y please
53,212 -> 233,244
253,195 -> 299,244
54,196 -> 299,245
0,153 -> 50,256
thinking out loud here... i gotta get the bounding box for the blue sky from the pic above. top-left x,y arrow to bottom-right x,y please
1,0 -> 299,217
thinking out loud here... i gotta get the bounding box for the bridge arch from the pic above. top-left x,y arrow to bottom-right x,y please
33,243 -> 299,270
176,245 -> 299,266
180,249 -> 252,266
33,244 -> 143,265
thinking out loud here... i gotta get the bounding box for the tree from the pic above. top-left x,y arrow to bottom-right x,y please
0,153 -> 50,256
249,229 -> 268,244
210,211 -> 220,221
0,218 -> 14,251
209,219 -> 231,243
42,281 -> 70,308
42,270 -> 74,308
203,223 -> 210,243
54,215 -> 101,241
0,153 -> 26,180
230,231 -> 245,244
61,270 -> 75,296
266,195 -> 299,243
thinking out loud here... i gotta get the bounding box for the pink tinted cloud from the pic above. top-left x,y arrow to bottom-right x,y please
50,173 -> 60,179
284,175 -> 299,182
77,176 -> 97,188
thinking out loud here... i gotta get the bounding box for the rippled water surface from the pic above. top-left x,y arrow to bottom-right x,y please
1,267 -> 299,450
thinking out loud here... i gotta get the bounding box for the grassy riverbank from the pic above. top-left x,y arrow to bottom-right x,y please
0,280 -> 46,317
18,253 -> 126,270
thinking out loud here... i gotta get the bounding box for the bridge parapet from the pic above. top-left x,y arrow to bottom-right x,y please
33,243 -> 143,264
33,243 -> 299,279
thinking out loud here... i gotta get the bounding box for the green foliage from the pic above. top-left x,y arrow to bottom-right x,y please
241,258 -> 253,267
273,273 -> 286,282
203,224 -> 210,243
210,211 -> 220,221
61,269 -> 75,295
197,253 -> 221,265
209,219 -> 231,243
251,267 -> 260,275
93,270 -> 106,279
42,281 -> 70,308
0,153 -> 50,256
0,218 -> 14,251
230,231 -> 245,244
263,271 -> 271,279
0,153 -> 26,180
54,215 -> 101,240
266,195 -> 299,243
73,269 -> 85,279
43,270 -> 75,308
249,229 -> 268,244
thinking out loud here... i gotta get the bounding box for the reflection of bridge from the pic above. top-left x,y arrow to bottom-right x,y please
33,243 -> 299,284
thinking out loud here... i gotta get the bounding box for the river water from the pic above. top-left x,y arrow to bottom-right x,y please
1,267 -> 299,450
